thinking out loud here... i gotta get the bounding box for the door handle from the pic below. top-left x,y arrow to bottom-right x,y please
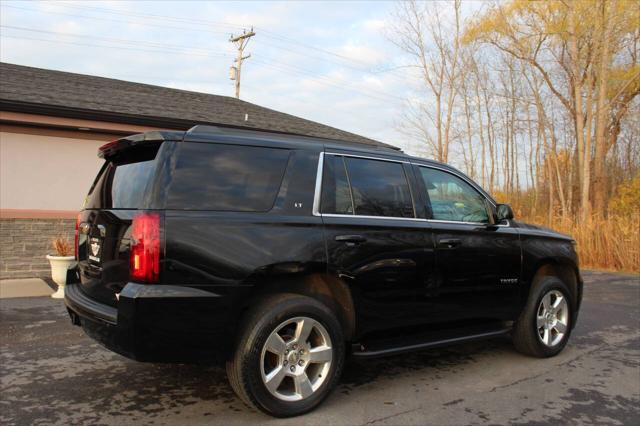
438,238 -> 461,249
335,235 -> 367,244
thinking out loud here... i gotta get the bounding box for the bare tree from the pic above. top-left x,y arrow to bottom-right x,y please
390,0 -> 463,163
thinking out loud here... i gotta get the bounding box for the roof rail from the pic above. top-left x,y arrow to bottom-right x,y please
186,124 -> 402,152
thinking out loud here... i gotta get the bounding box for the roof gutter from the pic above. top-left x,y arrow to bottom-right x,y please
0,100 -> 192,130
0,99 -> 401,151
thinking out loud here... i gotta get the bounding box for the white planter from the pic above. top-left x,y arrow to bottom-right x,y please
46,255 -> 76,299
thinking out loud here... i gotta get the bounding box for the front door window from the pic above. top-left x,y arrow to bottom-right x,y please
418,167 -> 490,224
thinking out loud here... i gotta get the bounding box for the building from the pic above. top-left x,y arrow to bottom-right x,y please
0,62 -> 396,279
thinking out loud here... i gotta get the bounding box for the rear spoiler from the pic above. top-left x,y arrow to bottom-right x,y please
98,131 -> 185,158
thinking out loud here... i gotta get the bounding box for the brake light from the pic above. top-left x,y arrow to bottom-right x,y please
75,213 -> 80,259
98,139 -> 119,153
130,212 -> 160,283
97,139 -> 125,159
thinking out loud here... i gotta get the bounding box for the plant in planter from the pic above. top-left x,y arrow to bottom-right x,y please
47,236 -> 76,299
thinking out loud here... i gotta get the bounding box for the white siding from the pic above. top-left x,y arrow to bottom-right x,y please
0,132 -> 104,210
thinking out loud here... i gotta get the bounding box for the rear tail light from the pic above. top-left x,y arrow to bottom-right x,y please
75,213 -> 80,259
130,212 -> 160,283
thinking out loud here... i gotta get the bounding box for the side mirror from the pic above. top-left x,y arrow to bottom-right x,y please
496,204 -> 514,222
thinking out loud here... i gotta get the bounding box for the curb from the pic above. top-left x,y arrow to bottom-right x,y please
0,278 -> 55,299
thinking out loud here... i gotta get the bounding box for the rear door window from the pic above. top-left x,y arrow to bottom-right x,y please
167,143 -> 290,212
321,155 -> 415,218
320,155 -> 415,218
343,157 -> 414,218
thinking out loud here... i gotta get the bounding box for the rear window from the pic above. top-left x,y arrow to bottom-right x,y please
84,144 -> 161,209
166,143 -> 290,211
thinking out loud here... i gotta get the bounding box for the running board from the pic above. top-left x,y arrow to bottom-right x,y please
351,327 -> 511,358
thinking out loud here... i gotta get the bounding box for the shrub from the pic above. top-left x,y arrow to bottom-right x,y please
609,174 -> 640,217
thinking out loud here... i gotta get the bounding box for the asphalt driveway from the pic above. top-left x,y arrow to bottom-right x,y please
1,271 -> 638,425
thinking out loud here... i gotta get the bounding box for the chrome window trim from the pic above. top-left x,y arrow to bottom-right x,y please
326,151 -> 410,164
312,151 -> 511,227
411,162 -> 497,207
322,213 -> 427,222
413,163 -> 511,227
426,219 -> 489,226
321,214 -> 510,226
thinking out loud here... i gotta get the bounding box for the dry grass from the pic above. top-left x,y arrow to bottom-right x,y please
519,214 -> 640,273
51,236 -> 73,257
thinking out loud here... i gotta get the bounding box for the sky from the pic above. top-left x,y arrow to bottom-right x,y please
0,0 -> 482,155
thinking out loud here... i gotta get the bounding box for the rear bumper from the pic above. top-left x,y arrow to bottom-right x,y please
65,284 -> 117,325
64,283 -> 239,363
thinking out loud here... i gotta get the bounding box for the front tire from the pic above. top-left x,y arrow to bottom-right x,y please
512,276 -> 573,358
227,293 -> 345,417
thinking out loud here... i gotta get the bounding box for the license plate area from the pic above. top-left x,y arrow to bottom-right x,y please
88,237 -> 102,264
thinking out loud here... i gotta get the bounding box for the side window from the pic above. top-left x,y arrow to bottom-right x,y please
344,157 -> 414,218
321,155 -> 354,214
419,167 -> 490,223
167,143 -> 290,211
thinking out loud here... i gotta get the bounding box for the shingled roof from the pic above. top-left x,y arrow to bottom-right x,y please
0,62 -> 397,150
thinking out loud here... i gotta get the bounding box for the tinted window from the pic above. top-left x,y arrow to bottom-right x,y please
419,167 -> 489,223
85,145 -> 160,209
167,143 -> 290,211
344,157 -> 414,218
321,155 -> 353,214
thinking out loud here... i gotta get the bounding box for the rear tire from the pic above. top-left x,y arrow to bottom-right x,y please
226,293 -> 345,417
512,276 -> 573,358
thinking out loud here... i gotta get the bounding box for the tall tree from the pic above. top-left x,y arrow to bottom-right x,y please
464,0 -> 639,219
390,0 -> 464,163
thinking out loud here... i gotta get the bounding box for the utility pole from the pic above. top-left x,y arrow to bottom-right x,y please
229,28 -> 255,99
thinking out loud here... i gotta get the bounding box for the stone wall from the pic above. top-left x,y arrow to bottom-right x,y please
0,219 -> 75,279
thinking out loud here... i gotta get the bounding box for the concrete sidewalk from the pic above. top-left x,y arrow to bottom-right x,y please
0,278 -> 54,298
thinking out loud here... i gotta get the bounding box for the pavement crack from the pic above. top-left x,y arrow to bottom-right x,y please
489,339 -> 632,393
363,406 -> 425,425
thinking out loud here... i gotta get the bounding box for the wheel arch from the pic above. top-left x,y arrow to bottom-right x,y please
240,273 -> 356,341
527,258 -> 582,326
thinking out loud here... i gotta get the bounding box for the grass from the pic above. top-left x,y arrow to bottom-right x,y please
518,214 -> 640,273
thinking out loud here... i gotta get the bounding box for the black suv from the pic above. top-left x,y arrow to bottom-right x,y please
65,125 -> 582,417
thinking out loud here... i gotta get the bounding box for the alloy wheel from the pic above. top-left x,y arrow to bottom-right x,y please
536,290 -> 569,347
260,316 -> 333,401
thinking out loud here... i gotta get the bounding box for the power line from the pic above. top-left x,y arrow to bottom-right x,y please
1,25 -> 404,103
0,4 -> 233,36
0,25 -> 229,55
0,34 -> 230,59
2,2 -> 408,79
39,2 -> 242,31
251,57 -> 404,103
0,33 -> 402,104
2,3 -> 340,69
51,0 -> 378,73
253,36 -> 408,84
